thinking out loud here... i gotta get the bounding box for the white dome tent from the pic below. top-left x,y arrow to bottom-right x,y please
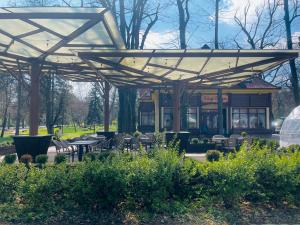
280,106 -> 300,147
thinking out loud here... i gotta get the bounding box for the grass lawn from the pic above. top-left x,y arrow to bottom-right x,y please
0,123 -> 117,144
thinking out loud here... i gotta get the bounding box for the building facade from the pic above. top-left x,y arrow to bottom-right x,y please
138,77 -> 278,136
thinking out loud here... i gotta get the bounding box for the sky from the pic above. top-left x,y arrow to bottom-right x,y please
0,0 -> 299,97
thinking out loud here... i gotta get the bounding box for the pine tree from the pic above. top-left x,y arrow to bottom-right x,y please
86,85 -> 102,125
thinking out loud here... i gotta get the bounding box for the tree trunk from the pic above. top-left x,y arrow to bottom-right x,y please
177,0 -> 187,49
284,0 -> 299,106
45,74 -> 54,134
118,88 -> 137,133
1,91 -> 9,138
215,0 -> 219,49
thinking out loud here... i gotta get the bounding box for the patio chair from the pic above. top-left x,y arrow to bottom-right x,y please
52,140 -> 75,162
223,138 -> 237,153
99,139 -> 112,151
52,140 -> 66,153
229,134 -> 244,146
145,133 -> 155,148
212,135 -> 226,143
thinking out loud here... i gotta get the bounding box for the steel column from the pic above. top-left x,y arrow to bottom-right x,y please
217,88 -> 224,134
172,82 -> 181,132
29,61 -> 40,136
153,90 -> 160,133
104,81 -> 110,132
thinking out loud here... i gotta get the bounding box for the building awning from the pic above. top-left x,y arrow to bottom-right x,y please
76,49 -> 299,88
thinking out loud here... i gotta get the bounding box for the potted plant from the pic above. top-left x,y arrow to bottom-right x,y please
12,135 -> 52,163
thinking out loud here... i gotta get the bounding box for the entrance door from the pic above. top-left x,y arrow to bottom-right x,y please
201,110 -> 218,134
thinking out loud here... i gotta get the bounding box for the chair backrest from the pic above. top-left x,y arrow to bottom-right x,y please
230,134 -> 242,139
228,138 -> 237,146
52,140 -> 63,151
61,140 -> 70,148
212,135 -> 225,139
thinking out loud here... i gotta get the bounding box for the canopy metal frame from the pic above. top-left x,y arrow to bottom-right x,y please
0,7 -> 299,135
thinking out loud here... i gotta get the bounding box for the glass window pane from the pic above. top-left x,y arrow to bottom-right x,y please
240,113 -> 248,128
249,109 -> 257,113
188,108 -> 197,113
258,114 -> 266,128
240,109 -> 247,113
232,113 -> 240,128
258,108 -> 265,113
249,114 -> 258,128
233,108 -> 239,113
141,112 -> 154,126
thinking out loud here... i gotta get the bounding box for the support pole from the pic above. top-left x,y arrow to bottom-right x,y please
104,81 -> 110,132
217,88 -> 223,134
29,61 -> 40,136
173,82 -> 181,132
153,90 -> 160,133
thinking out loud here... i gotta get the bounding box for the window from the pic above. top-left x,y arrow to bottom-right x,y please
202,109 -> 218,129
232,108 -> 266,129
186,107 -> 198,128
140,111 -> 154,126
162,107 -> 173,129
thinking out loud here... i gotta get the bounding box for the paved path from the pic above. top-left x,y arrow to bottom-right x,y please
185,153 -> 206,162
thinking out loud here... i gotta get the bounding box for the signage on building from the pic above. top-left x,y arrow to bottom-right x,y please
201,94 -> 228,103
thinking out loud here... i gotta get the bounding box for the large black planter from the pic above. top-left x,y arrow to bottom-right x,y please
12,135 -> 52,162
165,131 -> 190,153
96,131 -> 115,148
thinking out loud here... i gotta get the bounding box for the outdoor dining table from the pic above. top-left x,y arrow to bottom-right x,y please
71,140 -> 99,161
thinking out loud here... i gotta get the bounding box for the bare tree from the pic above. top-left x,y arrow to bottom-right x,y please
176,0 -> 190,49
283,0 -> 300,106
0,75 -> 14,137
234,0 -> 281,50
93,0 -> 162,133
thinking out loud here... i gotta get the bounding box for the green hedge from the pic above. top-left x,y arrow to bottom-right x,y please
0,141 -> 299,223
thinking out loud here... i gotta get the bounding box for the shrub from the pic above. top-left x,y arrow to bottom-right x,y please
54,154 -> 66,164
98,151 -> 114,162
206,150 -> 221,162
83,152 -> 98,162
4,154 -> 17,164
20,154 -> 33,165
241,132 -> 248,138
202,138 -> 209,144
191,138 -> 199,144
0,164 -> 26,203
35,154 -> 48,168
203,154 -> 255,208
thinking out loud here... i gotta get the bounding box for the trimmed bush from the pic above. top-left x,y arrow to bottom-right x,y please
83,152 -> 98,162
54,154 -> 66,164
4,154 -> 17,164
206,150 -> 221,162
20,154 -> 33,165
35,154 -> 48,168
0,143 -> 297,223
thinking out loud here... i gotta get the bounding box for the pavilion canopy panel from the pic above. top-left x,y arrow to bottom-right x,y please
76,49 -> 299,87
0,7 -> 125,80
